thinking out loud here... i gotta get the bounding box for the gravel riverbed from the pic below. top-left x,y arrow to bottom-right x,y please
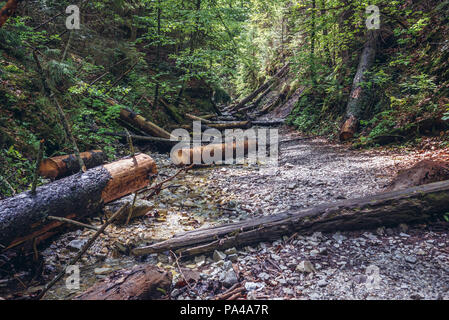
4,127 -> 448,300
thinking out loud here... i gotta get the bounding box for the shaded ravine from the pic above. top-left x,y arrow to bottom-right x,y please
2,127 -> 447,300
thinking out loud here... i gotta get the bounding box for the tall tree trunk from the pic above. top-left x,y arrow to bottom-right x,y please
153,0 -> 162,110
174,0 -> 201,108
340,29 -> 378,141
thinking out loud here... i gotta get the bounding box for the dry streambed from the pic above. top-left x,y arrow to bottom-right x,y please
4,129 -> 448,300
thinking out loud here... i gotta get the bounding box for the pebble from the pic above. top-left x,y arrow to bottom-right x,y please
213,250 -> 226,262
296,261 -> 316,273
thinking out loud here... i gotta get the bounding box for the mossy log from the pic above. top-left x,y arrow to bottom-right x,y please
119,108 -> 173,140
0,154 -> 157,250
75,265 -> 171,300
39,150 -> 105,179
133,179 -> 449,257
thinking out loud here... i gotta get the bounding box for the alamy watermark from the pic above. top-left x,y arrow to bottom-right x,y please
66,5 -> 80,30
366,5 -> 380,30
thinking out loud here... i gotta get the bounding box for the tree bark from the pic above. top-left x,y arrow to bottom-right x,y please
133,179 -> 449,257
119,108 -> 173,139
0,0 -> 20,28
0,154 -> 157,250
340,30 -> 378,141
74,265 -> 171,300
39,150 -> 105,179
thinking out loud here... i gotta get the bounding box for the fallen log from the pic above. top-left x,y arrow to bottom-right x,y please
231,63 -> 290,111
158,98 -> 183,124
171,139 -> 258,166
120,108 -> 173,139
133,179 -> 449,257
252,120 -> 285,126
185,113 -> 213,124
38,150 -> 105,179
208,121 -> 251,130
74,265 -> 172,300
0,153 -> 157,250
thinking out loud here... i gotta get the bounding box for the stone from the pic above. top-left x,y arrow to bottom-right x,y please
94,267 -> 112,275
258,272 -> 270,281
245,282 -> 265,292
221,269 -> 238,288
405,256 -> 417,264
332,232 -> 347,243
296,261 -> 316,273
213,250 -> 226,262
225,247 -> 237,255
68,239 -> 88,251
228,254 -> 238,262
317,279 -> 328,287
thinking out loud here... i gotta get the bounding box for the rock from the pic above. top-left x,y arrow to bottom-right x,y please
258,272 -> 271,281
68,239 -> 88,251
288,183 -> 297,190
352,275 -> 367,284
310,249 -> 319,257
195,255 -> 206,267
228,254 -> 238,262
225,247 -> 237,255
223,261 -> 233,270
94,267 -> 113,275
296,261 -> 316,273
213,250 -> 226,262
104,195 -> 154,223
317,279 -> 328,287
271,254 -> 281,261
416,249 -> 426,256
221,269 -> 238,288
245,282 -> 265,292
332,232 -> 347,243
405,256 -> 417,264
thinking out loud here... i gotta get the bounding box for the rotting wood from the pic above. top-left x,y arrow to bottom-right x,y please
38,150 -> 105,179
0,154 -> 157,250
74,264 -> 172,300
132,179 -> 449,257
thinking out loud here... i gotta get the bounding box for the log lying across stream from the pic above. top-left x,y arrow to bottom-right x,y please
133,179 -> 449,257
0,154 -> 157,250
39,150 -> 105,179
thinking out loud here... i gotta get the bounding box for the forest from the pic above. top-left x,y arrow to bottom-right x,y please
0,0 -> 448,302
